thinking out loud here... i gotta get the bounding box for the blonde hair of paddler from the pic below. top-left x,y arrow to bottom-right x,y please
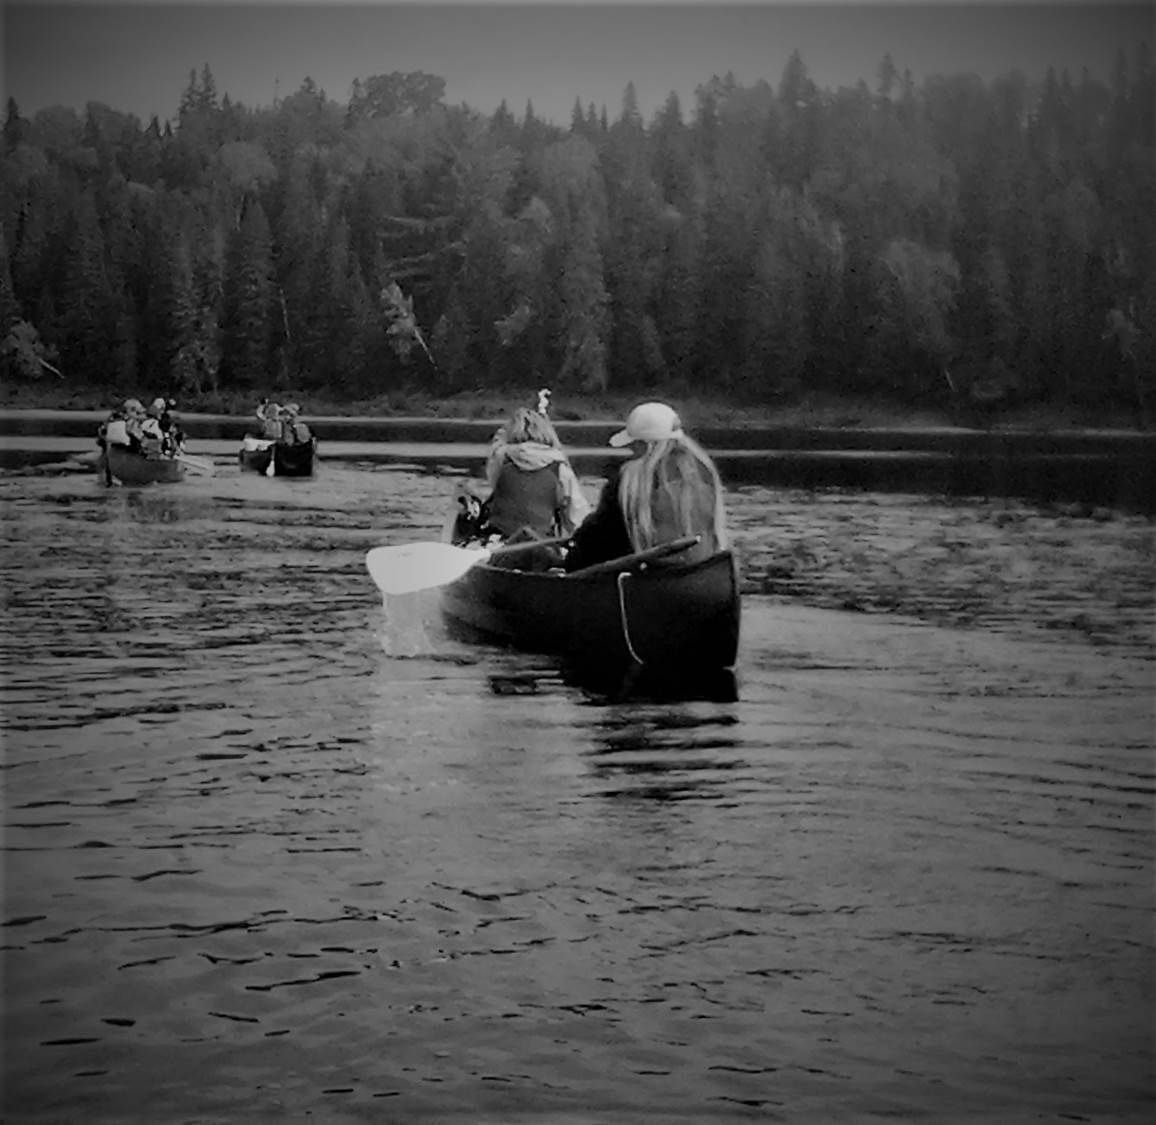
503,406 -> 562,448
617,431 -> 728,554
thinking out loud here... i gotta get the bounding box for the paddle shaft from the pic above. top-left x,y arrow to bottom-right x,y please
178,453 -> 213,474
488,534 -> 572,560
565,535 -> 703,578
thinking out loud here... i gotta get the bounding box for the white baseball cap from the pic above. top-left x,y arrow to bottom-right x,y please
608,402 -> 683,447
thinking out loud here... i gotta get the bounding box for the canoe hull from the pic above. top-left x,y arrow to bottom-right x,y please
441,550 -> 741,691
98,444 -> 185,485
238,437 -> 317,477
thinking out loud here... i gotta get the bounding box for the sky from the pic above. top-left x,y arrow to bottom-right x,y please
3,1 -> 1153,128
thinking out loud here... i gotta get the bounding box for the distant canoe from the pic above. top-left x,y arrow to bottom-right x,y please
98,443 -> 185,485
238,435 -> 317,477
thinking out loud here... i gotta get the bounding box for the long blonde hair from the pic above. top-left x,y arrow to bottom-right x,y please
617,432 -> 727,552
503,406 -> 562,448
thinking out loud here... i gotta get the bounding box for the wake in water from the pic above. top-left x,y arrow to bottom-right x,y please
374,588 -> 466,660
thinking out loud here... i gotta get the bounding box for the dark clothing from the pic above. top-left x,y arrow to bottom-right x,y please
563,464 -> 632,572
157,411 -> 185,454
488,525 -> 565,571
563,455 -> 722,572
486,460 -> 564,540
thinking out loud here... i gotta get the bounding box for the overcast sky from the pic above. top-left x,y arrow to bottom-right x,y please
4,2 -> 1152,127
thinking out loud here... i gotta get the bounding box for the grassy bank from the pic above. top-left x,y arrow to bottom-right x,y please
0,381 -> 1147,432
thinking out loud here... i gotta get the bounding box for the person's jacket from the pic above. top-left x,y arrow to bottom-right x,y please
485,441 -> 590,539
563,462 -> 632,571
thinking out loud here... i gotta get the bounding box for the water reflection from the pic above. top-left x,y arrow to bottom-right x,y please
582,708 -> 745,803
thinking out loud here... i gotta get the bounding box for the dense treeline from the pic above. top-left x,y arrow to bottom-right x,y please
1,50 -> 1152,417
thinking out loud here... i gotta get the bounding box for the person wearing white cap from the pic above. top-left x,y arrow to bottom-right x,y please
563,401 -> 727,571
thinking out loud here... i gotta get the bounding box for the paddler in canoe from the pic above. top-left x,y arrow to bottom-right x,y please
145,397 -> 186,456
450,389 -> 590,568
564,400 -> 728,572
280,403 -> 313,445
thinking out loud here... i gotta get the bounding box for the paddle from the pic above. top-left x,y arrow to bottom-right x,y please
565,535 -> 703,578
177,452 -> 214,475
366,536 -> 572,597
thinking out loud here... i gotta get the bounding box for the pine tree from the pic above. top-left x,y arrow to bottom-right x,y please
538,136 -> 611,390
220,197 -> 274,390
0,225 -> 17,328
56,198 -> 103,368
4,97 -> 26,153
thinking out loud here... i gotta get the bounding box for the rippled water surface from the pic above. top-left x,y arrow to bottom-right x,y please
1,459 -> 1153,1123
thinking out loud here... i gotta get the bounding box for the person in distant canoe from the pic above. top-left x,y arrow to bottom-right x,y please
121,398 -> 148,453
256,400 -> 284,441
138,397 -> 171,457
563,401 -> 727,572
280,403 -> 313,445
481,396 -> 590,549
101,414 -> 127,447
146,397 -> 184,455
165,402 -> 186,455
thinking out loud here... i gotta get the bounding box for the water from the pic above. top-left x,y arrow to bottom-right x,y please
1,459 -> 1153,1123
3,406 -> 1154,514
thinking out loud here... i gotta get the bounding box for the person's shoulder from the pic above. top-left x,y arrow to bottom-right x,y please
598,457 -> 624,483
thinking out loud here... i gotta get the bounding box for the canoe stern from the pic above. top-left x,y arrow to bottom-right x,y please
441,551 -> 741,679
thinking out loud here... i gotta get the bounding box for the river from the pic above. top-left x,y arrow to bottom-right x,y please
1,441 -> 1153,1122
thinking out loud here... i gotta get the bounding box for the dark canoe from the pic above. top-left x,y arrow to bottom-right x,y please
441,549 -> 741,695
238,436 -> 317,477
98,444 -> 185,485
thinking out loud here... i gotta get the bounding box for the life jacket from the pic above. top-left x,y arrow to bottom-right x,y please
486,459 -> 563,539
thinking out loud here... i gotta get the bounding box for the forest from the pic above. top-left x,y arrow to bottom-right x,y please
1,47 -> 1153,421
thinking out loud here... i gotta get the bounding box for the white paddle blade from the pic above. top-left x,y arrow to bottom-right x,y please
366,542 -> 491,597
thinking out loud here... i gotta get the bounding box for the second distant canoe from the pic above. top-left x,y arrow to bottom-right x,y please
238,435 -> 317,477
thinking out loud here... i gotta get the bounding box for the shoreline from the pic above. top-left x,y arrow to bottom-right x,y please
2,406 -> 1152,445
0,388 -> 1150,436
